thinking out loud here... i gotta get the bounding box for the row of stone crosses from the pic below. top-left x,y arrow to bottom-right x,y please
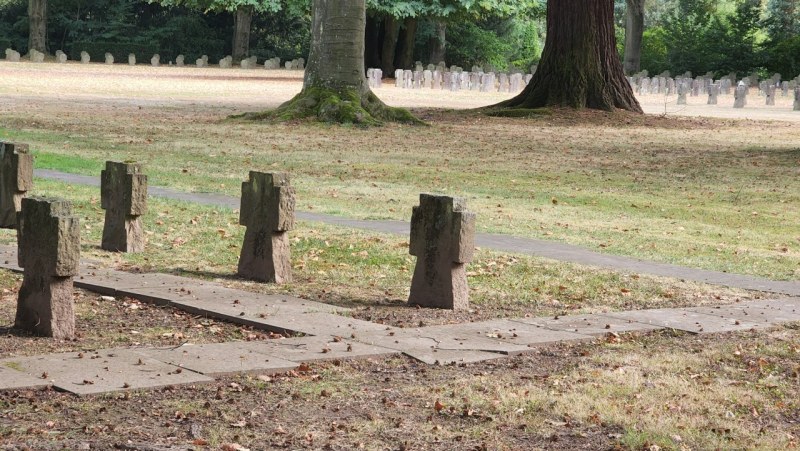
627,71 -> 800,110
3,48 -> 306,70
0,141 -> 476,340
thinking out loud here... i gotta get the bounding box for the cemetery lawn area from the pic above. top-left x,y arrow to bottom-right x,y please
0,179 -> 767,327
0,63 -> 799,281
0,64 -> 798,451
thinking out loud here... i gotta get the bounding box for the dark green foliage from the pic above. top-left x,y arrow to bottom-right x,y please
249,8 -> 310,62
765,35 -> 800,79
0,0 -> 307,62
437,16 -> 542,71
635,0 -> 775,77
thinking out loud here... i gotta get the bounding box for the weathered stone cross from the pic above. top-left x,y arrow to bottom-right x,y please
101,161 -> 148,252
408,194 -> 476,310
0,141 -> 33,229
238,171 -> 295,283
15,197 -> 80,339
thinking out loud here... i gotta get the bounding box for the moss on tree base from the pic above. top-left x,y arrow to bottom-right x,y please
236,87 -> 424,127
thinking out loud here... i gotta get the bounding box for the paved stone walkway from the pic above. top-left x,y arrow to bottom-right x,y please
1,244 -> 799,396
35,169 -> 800,297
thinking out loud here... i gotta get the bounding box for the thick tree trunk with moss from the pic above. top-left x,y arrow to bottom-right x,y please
495,0 -> 642,113
623,0 -> 645,75
232,5 -> 253,62
28,0 -> 47,54
394,18 -> 417,70
258,0 -> 420,126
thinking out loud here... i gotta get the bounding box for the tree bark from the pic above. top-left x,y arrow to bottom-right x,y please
428,21 -> 446,65
494,0 -> 642,113
28,0 -> 47,54
256,0 -> 420,125
380,16 -> 400,75
394,17 -> 417,70
623,0 -> 645,75
232,5 -> 253,62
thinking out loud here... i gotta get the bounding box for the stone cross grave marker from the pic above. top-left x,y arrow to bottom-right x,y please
794,88 -> 800,111
101,161 -> 148,253
238,172 -> 295,283
15,197 -> 80,339
765,84 -> 776,105
0,142 -> 33,228
734,84 -> 747,108
408,194 -> 476,311
707,83 -> 719,105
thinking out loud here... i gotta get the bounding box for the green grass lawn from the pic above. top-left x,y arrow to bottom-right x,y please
1,104 -> 797,280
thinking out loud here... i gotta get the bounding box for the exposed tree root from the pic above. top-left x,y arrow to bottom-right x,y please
235,87 -> 424,127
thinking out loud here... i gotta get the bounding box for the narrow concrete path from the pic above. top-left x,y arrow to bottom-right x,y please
35,169 -> 800,296
2,244 -> 800,395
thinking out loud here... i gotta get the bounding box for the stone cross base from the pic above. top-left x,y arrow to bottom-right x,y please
238,231 -> 292,283
102,213 -> 145,253
16,277 -> 75,339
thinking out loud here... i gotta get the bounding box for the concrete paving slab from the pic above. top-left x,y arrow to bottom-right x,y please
1,349 -> 213,396
353,325 -> 530,355
746,298 -> 800,313
76,270 -> 189,295
401,348 -> 508,365
600,308 -> 761,334
241,336 -> 399,362
685,304 -> 800,326
135,342 -> 299,377
254,312 -> 394,337
513,314 -> 664,336
0,365 -> 50,391
345,329 -> 507,364
422,320 -> 593,348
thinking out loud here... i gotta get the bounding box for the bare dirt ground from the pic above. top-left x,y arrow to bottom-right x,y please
1,61 -> 799,450
1,61 -> 797,120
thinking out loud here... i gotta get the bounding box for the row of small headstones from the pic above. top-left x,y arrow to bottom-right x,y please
4,48 -> 305,70
1,142 -> 475,340
377,67 -> 533,94
628,72 -> 800,110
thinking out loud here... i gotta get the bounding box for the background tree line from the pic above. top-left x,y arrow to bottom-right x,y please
1,0 -> 799,79
0,0 -> 544,72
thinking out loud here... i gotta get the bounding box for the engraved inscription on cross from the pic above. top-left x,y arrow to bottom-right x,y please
0,141 -> 33,228
15,197 -> 80,339
408,194 -> 476,311
238,171 -> 296,283
101,161 -> 148,253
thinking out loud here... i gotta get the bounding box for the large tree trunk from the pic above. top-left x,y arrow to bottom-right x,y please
232,5 -> 253,62
428,21 -> 446,65
623,0 -> 645,74
394,18 -> 417,70
494,0 -> 642,113
28,0 -> 47,54
252,0 -> 420,125
380,16 -> 400,75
